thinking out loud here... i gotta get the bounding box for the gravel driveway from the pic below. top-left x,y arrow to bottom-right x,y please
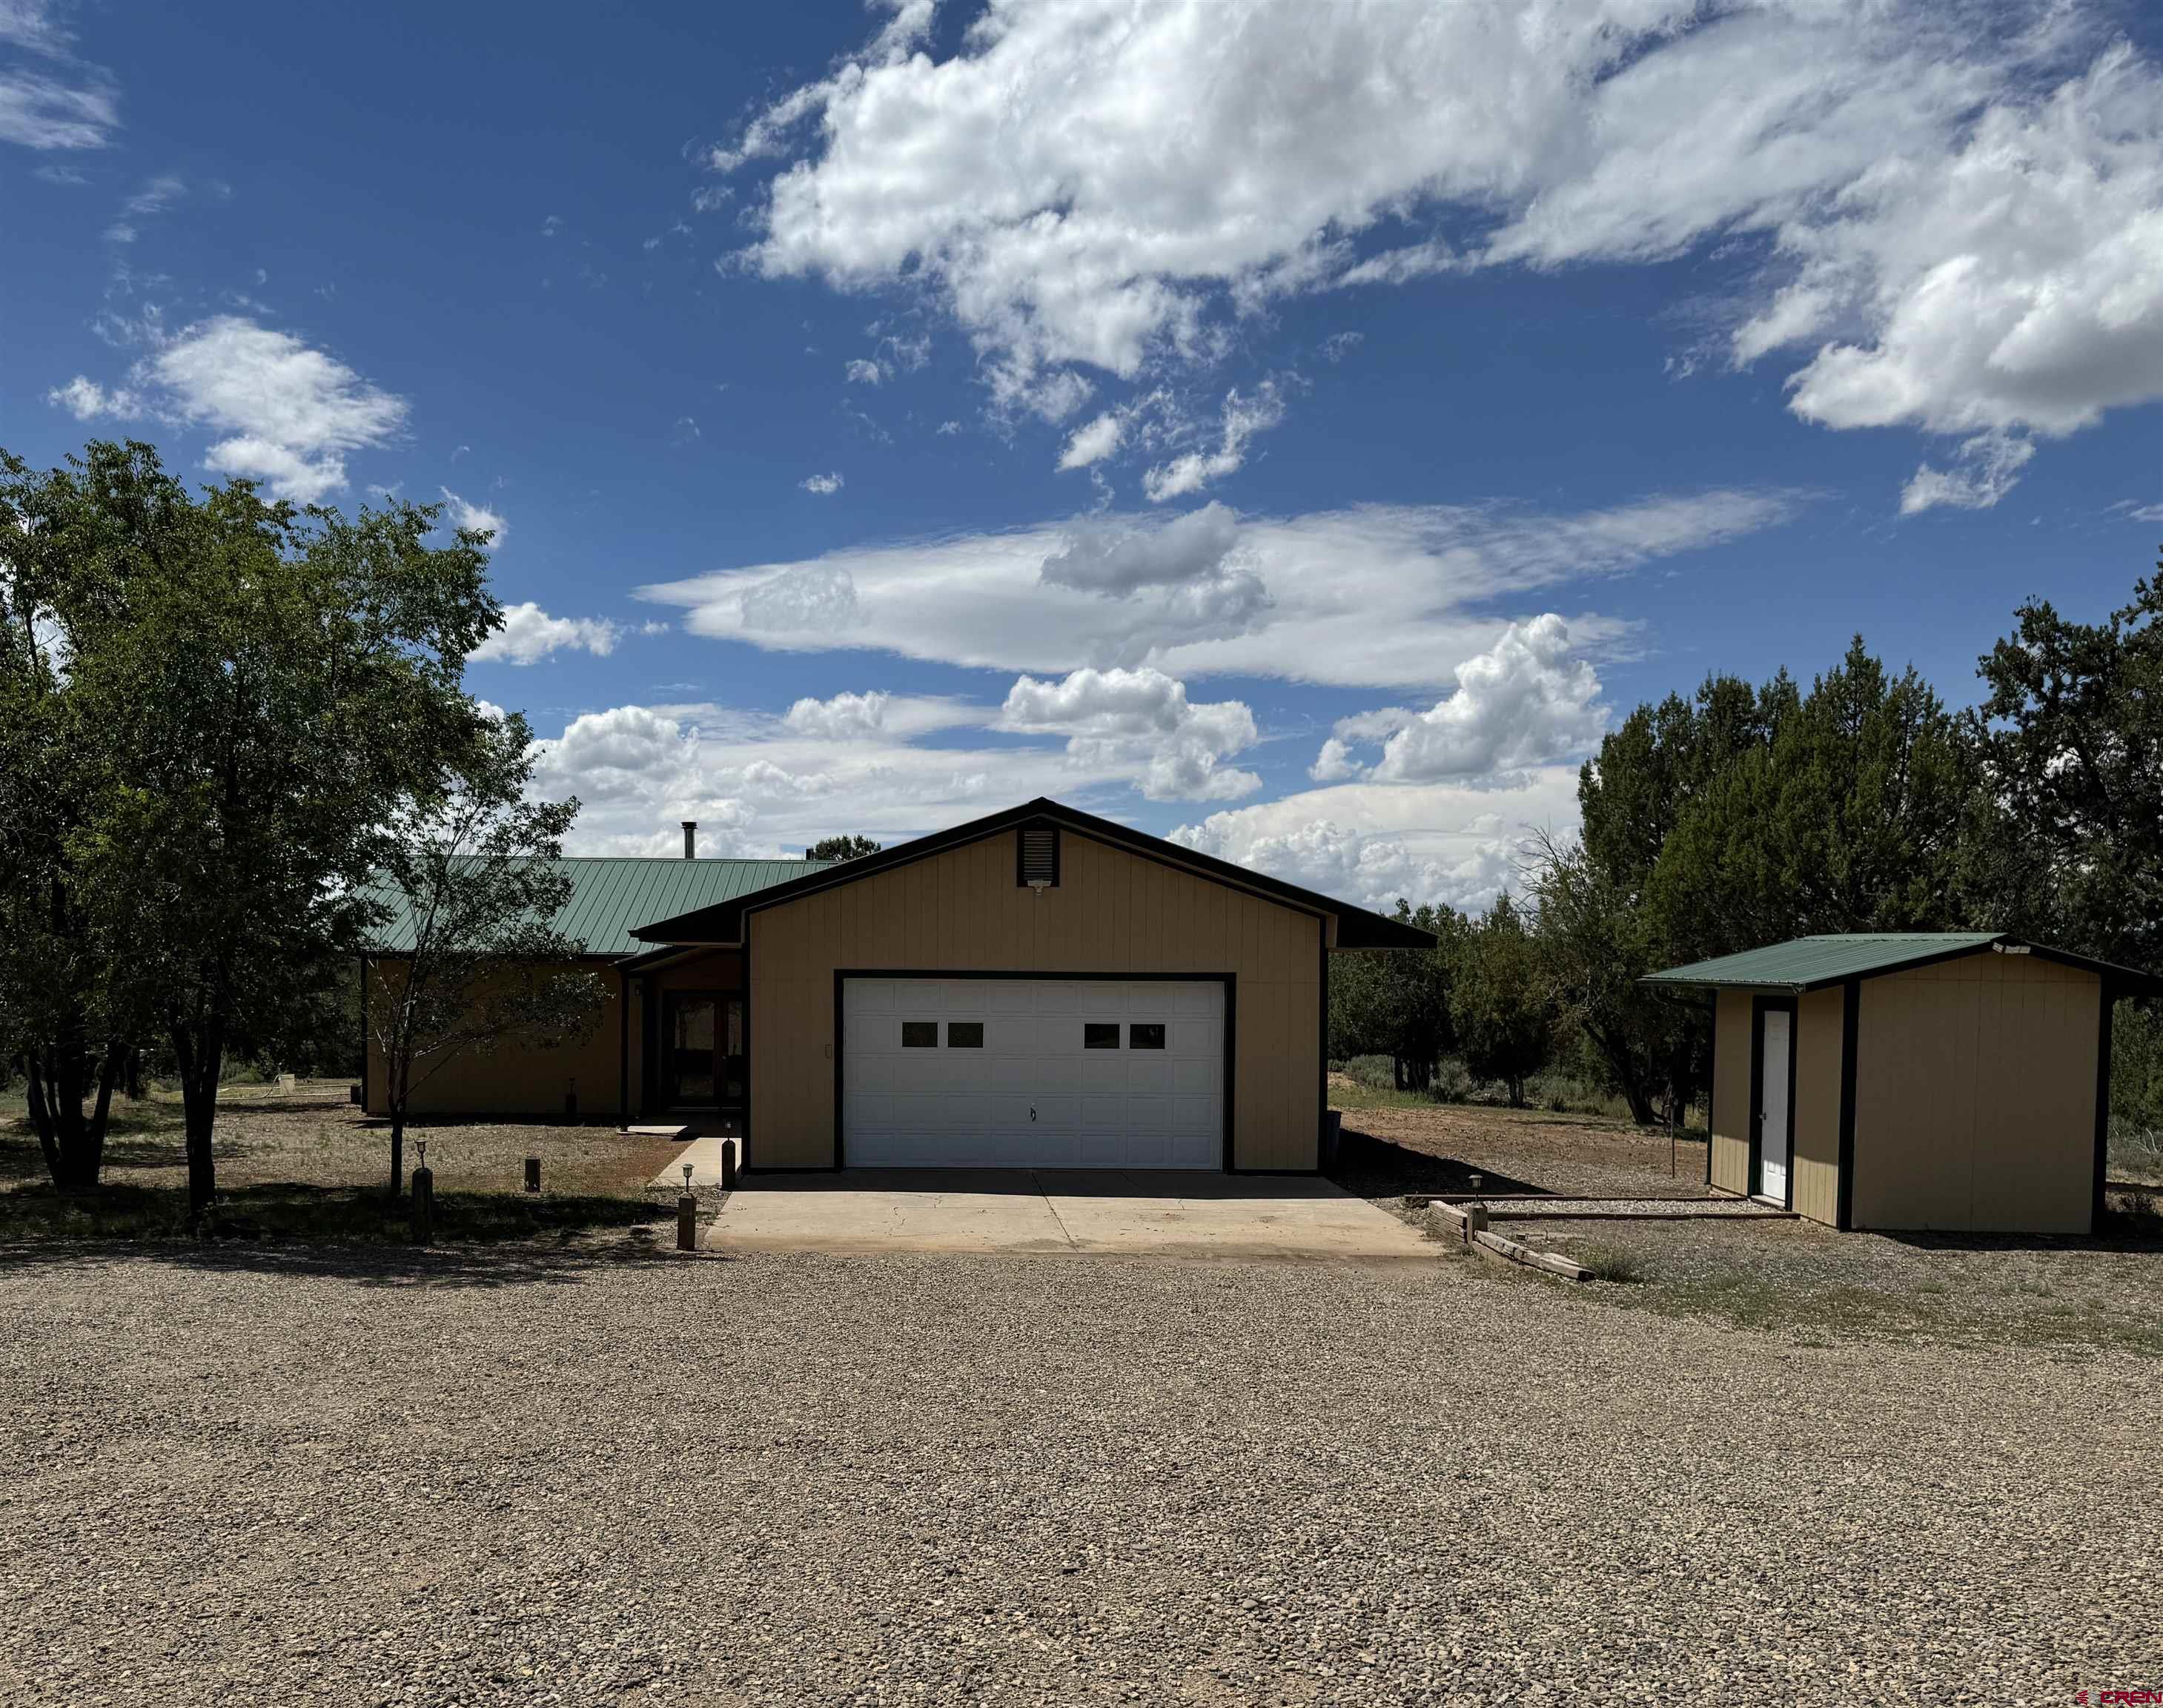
3,1241 -> 2156,1705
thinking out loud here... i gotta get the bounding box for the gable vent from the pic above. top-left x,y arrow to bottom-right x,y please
1018,824 -> 1060,888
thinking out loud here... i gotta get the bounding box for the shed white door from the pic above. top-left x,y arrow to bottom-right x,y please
1758,1008 -> 1792,1202
841,977 -> 1225,1169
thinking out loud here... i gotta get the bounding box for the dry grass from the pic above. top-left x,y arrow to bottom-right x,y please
1332,1094 -> 2163,1357
0,1079 -> 689,1246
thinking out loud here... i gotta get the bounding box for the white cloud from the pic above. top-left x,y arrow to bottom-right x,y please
1316,616 -> 1609,784
1039,502 -> 1240,595
530,687 -> 1226,854
799,471 -> 844,494
45,374 -> 139,420
1057,411 -> 1124,471
1172,769 -> 1579,915
784,689 -> 889,741
641,488 -> 1799,689
844,357 -> 884,385
439,487 -> 506,544
471,601 -> 620,665
706,0 -> 2163,504
998,664 -> 1259,801
0,4 -> 116,152
128,316 -> 407,503
1898,432 -> 2037,515
1142,380 -> 1286,501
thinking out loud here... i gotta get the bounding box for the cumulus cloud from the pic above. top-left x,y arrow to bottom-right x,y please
471,601 -> 620,665
439,487 -> 506,544
98,316 -> 409,503
1316,616 -> 1609,784
703,0 -> 2163,503
1172,769 -> 1579,915
998,666 -> 1259,802
45,374 -> 139,420
799,471 -> 844,494
844,358 -> 883,385
784,689 -> 889,741
642,488 -> 1798,689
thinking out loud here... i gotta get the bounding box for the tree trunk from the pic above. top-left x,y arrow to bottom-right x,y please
23,1033 -> 119,1191
388,1110 -> 405,1200
173,1018 -> 226,1219
1507,1076 -> 1526,1109
125,1047 -> 145,1101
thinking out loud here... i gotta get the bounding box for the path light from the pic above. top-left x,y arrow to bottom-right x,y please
683,1163 -> 695,1191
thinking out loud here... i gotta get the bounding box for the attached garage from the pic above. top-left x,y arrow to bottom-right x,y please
1646,933 -> 2156,1236
632,798 -> 1433,1174
841,976 -> 1225,1168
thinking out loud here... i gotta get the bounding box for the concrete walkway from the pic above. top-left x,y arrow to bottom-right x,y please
646,1134 -> 737,1191
711,1169 -> 1437,1262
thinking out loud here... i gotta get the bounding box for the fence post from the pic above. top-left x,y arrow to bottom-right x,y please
411,1162 -> 434,1245
524,1156 -> 541,1194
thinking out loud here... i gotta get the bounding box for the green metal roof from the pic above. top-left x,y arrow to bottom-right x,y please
363,856 -> 830,958
1643,933 -> 2005,991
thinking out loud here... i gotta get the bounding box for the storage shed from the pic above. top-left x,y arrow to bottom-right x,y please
1644,933 -> 2153,1236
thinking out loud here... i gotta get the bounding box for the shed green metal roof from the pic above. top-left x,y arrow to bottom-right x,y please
363,856 -> 830,958
1643,933 -> 2005,991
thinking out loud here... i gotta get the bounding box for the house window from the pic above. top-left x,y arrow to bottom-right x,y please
947,1022 -> 984,1047
1128,1023 -> 1166,1050
901,1022 -> 938,1047
1084,1022 -> 1120,1049
1018,824 -> 1060,887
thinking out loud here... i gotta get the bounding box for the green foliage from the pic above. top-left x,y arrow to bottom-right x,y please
806,833 -> 882,862
1328,901 -> 1468,1088
366,712 -> 601,1193
1968,569 -> 2163,969
1448,893 -> 1554,1107
0,439 -> 501,1211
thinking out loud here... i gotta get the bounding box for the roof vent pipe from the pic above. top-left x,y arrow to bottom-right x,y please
682,821 -> 697,860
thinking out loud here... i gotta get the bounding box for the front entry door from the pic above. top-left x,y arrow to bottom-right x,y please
1758,1007 -> 1792,1202
662,992 -> 745,1110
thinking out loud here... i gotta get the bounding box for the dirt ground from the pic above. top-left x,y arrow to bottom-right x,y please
1329,1088 -> 2163,1356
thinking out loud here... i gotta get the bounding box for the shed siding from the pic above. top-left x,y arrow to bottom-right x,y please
1792,984 -> 1845,1227
748,828 -> 1322,1171
1851,952 -> 2099,1234
1709,990 -> 1755,1195
364,961 -> 623,1117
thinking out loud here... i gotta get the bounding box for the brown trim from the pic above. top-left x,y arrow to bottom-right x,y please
2093,979 -> 2114,1234
829,970 -> 1241,1173
1748,994 -> 1798,1210
1836,975 -> 1859,1230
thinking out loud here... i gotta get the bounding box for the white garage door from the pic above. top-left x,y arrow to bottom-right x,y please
841,977 -> 1225,1169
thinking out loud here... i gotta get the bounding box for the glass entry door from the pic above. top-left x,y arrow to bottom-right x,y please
662,992 -> 745,1110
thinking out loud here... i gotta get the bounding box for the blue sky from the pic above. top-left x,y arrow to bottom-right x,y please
7,0 -> 2162,909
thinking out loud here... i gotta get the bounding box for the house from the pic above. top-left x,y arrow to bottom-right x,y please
363,798 -> 1434,1172
1644,933 -> 2153,1235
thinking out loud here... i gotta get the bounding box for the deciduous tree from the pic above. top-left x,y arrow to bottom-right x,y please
365,713 -> 601,1196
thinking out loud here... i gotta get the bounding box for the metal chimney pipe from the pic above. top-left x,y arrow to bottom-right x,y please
682,821 -> 697,859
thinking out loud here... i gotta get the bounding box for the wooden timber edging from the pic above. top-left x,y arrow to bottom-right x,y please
1425,1199 -> 1591,1282
1405,1193 -> 1710,1207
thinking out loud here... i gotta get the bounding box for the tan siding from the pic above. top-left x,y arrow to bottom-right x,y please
1709,990 -> 1755,1194
748,827 -> 1325,1171
365,960 -> 621,1117
1852,951 -> 2099,1234
1792,984 -> 1845,1227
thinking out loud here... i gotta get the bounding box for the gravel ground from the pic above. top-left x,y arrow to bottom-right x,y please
4,1241 -> 2158,1706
